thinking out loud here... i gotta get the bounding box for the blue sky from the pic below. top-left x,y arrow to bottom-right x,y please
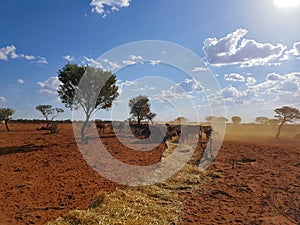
0,0 -> 300,122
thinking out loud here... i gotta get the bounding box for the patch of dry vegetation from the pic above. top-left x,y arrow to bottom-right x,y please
45,142 -> 216,225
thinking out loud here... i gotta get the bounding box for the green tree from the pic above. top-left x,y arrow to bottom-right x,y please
268,119 -> 280,125
36,105 -> 64,127
0,108 -> 15,131
174,117 -> 189,124
255,116 -> 269,124
274,106 -> 300,139
58,63 -> 119,139
205,116 -> 228,123
231,116 -> 242,125
218,117 -> 228,123
129,95 -> 156,125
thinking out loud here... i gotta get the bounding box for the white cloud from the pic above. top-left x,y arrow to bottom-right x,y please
203,29 -> 285,67
0,45 -> 17,60
221,85 -> 245,98
192,66 -> 208,72
129,55 -> 143,61
149,60 -> 161,65
250,72 -> 300,98
280,41 -> 300,61
292,42 -> 300,55
0,45 -> 46,65
17,79 -> 24,84
0,97 -> 6,102
37,77 -> 61,95
116,80 -> 137,94
224,73 -> 245,82
90,0 -> 131,17
63,55 -> 75,61
122,60 -> 137,65
36,56 -> 48,65
122,55 -> 144,66
246,77 -> 257,86
83,56 -> 103,68
21,54 -> 35,60
266,73 -> 284,81
151,79 -> 203,103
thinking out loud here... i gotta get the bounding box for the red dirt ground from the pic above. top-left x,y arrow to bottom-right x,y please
0,123 -> 299,225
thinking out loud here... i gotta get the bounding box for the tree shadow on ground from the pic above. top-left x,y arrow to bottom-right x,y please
0,144 -> 50,156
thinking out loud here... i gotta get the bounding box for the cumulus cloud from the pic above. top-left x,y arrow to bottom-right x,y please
221,85 -> 245,98
83,56 -> 103,68
149,60 -> 161,66
122,55 -> 144,65
172,78 -> 203,94
152,79 -> 203,103
101,58 -> 121,71
192,66 -> 208,72
266,73 -> 284,81
246,77 -> 257,86
292,42 -> 300,55
250,72 -> 300,100
0,45 -> 17,60
202,29 -> 285,67
37,77 -> 61,95
0,45 -> 46,64
0,97 -> 6,102
63,55 -> 75,61
90,0 -> 131,17
280,41 -> 300,61
224,73 -> 245,82
116,80 -> 137,94
36,56 -> 48,65
17,79 -> 24,84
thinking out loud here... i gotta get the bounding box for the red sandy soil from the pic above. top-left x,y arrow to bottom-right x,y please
0,123 -> 299,225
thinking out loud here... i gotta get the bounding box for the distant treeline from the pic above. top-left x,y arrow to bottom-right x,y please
10,119 -> 72,124
9,119 -> 114,124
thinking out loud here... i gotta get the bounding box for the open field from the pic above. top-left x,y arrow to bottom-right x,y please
0,122 -> 299,225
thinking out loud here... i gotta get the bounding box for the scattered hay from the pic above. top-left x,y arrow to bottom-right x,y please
45,142 -> 213,225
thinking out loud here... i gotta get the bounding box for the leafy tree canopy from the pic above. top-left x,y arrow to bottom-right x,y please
57,63 -> 119,139
129,95 -> 156,125
274,105 -> 300,139
36,105 -> 64,127
274,106 -> 300,123
231,116 -> 242,124
205,116 -> 228,123
0,108 -> 15,131
255,116 -> 270,124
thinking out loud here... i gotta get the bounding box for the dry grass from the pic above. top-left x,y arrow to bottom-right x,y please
45,142 -> 213,225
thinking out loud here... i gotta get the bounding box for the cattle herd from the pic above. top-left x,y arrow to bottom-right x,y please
96,121 -> 213,147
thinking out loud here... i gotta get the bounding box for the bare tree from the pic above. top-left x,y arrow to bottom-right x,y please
274,106 -> 300,139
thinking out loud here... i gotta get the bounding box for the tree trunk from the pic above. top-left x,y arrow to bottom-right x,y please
5,119 -> 10,132
137,117 -> 141,125
275,120 -> 285,139
81,114 -> 91,141
46,118 -> 49,128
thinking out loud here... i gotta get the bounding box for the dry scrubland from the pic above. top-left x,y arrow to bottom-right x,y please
225,123 -> 300,143
0,122 -> 299,225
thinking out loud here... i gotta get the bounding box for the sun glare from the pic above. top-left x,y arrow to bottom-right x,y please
274,0 -> 300,8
